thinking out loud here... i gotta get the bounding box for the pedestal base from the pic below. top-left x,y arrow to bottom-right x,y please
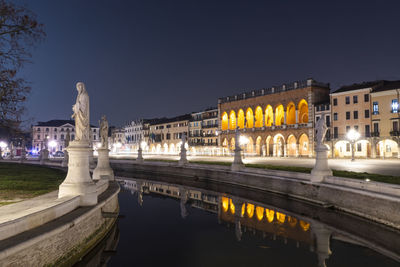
58,141 -> 97,206
179,149 -> 188,166
93,148 -> 114,181
136,148 -> 144,163
311,145 -> 332,183
231,148 -> 244,171
61,151 -> 69,167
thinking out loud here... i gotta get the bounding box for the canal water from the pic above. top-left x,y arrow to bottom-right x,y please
86,177 -> 400,267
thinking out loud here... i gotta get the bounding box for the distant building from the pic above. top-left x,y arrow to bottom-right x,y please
31,120 -> 99,153
330,80 -> 400,158
188,108 -> 219,155
147,114 -> 191,154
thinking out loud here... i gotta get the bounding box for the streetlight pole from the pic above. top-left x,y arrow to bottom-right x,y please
347,129 -> 360,162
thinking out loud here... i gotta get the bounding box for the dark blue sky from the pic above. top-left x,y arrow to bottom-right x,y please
18,0 -> 400,126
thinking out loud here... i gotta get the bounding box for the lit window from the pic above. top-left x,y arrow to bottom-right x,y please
373,102 -> 379,115
392,99 -> 399,113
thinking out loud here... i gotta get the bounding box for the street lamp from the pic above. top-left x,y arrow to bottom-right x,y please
347,129 -> 360,161
48,140 -> 57,155
0,141 -> 7,159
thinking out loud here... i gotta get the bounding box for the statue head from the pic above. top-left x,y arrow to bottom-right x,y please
102,115 -> 107,121
76,82 -> 86,94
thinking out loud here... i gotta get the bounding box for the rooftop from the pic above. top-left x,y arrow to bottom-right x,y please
34,120 -> 97,128
219,78 -> 329,104
333,80 -> 400,94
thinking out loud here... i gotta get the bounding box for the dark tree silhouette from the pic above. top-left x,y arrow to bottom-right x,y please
0,0 -> 45,130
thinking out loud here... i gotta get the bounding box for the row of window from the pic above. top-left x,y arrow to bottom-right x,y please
332,121 -> 399,138
333,94 -> 369,106
154,122 -> 188,130
36,134 -> 97,141
36,127 -> 97,133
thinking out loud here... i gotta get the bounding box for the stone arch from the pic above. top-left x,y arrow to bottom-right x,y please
255,106 -> 263,128
273,133 -> 285,157
230,137 -> 235,151
266,136 -> 273,156
287,134 -> 297,157
256,136 -> 262,155
298,133 -> 310,156
163,143 -> 168,153
150,144 -> 155,153
256,206 -> 264,221
377,139 -> 399,158
222,138 -> 228,148
286,102 -> 296,125
229,110 -> 237,130
169,143 -> 175,153
275,104 -> 284,126
156,144 -> 162,154
246,108 -> 254,128
265,105 -> 273,126
246,203 -> 254,218
246,136 -> 254,154
221,112 -> 228,131
237,109 -> 245,129
298,99 -> 309,123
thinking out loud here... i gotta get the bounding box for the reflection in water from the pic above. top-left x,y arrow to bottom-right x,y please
109,178 -> 400,267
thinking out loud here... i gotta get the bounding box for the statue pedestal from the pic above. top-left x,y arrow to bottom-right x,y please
93,148 -> 114,181
61,151 -> 69,167
136,147 -> 144,163
89,148 -> 95,169
58,141 -> 97,206
231,148 -> 244,171
311,145 -> 332,183
40,149 -> 49,165
178,147 -> 188,166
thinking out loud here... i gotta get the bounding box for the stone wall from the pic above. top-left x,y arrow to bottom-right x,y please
0,182 -> 119,267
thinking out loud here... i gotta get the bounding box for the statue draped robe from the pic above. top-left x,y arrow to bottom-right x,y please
72,87 -> 90,142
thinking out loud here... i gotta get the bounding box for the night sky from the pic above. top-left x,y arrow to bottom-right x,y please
17,0 -> 400,127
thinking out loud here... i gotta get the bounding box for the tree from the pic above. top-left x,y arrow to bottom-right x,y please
0,0 -> 45,130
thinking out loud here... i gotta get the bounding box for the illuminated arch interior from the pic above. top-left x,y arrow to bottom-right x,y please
287,135 -> 297,156
246,137 -> 254,154
222,197 -> 229,212
229,199 -> 235,214
276,212 -> 286,224
221,112 -> 228,130
298,99 -> 309,123
265,105 -> 273,126
237,109 -> 245,129
286,102 -> 296,124
246,108 -> 254,128
255,136 -> 262,155
169,143 -> 175,153
300,220 -> 310,231
299,134 -> 309,156
230,138 -> 235,151
222,138 -> 228,147
246,203 -> 254,218
229,110 -> 237,130
266,209 -> 275,223
256,206 -> 264,221
255,106 -> 263,128
288,216 -> 298,227
275,105 -> 284,126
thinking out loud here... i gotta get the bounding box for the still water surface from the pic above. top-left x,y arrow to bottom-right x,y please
88,177 -> 400,267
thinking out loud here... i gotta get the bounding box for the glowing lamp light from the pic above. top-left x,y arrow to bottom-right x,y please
239,135 -> 249,145
0,141 -> 7,149
140,141 -> 147,149
347,129 -> 360,142
96,143 -> 102,148
48,140 -> 57,148
116,142 -> 122,148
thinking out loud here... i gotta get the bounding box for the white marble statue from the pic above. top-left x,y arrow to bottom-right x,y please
315,115 -> 328,147
99,115 -> 109,148
72,82 -> 90,142
65,128 -> 71,147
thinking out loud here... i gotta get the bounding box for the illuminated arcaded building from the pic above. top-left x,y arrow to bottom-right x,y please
218,79 -> 330,157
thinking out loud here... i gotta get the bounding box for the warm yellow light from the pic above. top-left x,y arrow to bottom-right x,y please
266,209 -> 275,223
300,220 -> 310,231
256,207 -> 264,221
222,197 -> 229,212
229,199 -> 235,214
241,203 -> 245,216
246,203 -> 254,218
276,212 -> 286,224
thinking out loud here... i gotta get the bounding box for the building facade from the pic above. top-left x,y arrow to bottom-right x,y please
330,80 -> 400,158
148,114 -> 191,154
124,119 -> 145,151
218,79 -> 330,157
31,120 -> 99,154
189,108 -> 219,155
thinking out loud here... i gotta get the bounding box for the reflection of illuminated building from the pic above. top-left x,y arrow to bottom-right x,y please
218,79 -> 330,157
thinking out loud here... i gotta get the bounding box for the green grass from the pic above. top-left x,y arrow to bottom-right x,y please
144,158 -> 177,163
187,160 -> 400,185
0,162 -> 66,201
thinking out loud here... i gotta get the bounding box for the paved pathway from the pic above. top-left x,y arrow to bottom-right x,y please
111,154 -> 400,177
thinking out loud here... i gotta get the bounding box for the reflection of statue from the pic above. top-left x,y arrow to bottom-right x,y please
315,115 -> 327,147
65,128 -> 71,147
100,115 -> 109,148
72,82 -> 90,142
